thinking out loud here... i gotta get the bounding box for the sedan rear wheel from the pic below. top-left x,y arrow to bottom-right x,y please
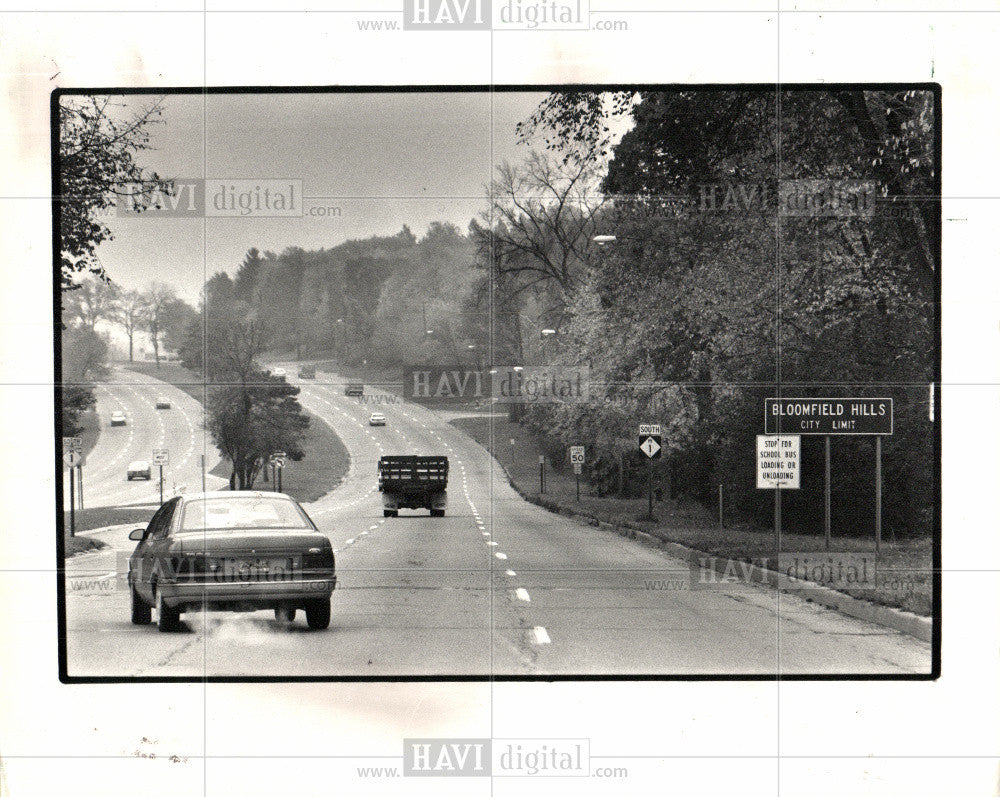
305,598 -> 331,630
156,587 -> 181,632
130,583 -> 151,625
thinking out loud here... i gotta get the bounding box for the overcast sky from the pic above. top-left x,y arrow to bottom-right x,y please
92,90 -> 554,304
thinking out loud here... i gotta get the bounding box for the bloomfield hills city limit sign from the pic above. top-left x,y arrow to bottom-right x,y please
764,398 -> 893,436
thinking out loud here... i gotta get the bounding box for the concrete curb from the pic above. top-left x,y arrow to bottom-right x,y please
494,461 -> 932,644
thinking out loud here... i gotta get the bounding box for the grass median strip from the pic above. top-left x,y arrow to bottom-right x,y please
121,362 -> 349,503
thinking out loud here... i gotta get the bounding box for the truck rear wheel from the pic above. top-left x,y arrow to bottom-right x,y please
430,509 -> 445,517
384,509 -> 398,517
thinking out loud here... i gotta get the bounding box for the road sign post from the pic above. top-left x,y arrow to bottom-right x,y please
538,455 -> 545,494
875,436 -> 882,553
68,462 -> 75,537
570,447 -> 585,503
756,435 -> 800,558
151,449 -> 169,504
824,436 -> 831,550
765,399 -> 893,552
638,426 -> 662,519
269,453 -> 287,493
63,450 -> 82,536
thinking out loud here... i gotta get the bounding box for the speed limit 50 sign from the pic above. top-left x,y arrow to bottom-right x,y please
569,446 -> 585,465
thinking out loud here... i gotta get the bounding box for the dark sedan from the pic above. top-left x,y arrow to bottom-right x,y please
127,491 -> 336,632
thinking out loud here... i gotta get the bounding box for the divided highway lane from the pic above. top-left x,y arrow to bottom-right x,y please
63,365 -> 931,677
74,367 -> 226,509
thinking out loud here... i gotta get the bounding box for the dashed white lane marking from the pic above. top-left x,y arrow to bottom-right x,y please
532,626 -> 551,645
368,525 -> 378,530
361,531 -> 368,535
487,541 -> 498,547
515,588 -> 531,602
345,538 -> 355,545
494,552 -> 507,560
505,569 -> 517,577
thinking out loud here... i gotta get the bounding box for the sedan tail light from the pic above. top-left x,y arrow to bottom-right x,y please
303,547 -> 334,570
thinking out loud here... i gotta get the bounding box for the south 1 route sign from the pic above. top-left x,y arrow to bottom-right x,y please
638,436 -> 662,459
765,398 -> 893,435
756,435 -> 800,489
638,424 -> 662,458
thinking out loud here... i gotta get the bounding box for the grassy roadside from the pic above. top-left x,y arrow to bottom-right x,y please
62,506 -> 160,555
450,414 -> 932,617
119,361 -> 350,504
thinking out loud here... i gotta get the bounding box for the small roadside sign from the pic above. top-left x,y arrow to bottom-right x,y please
152,449 -> 169,466
569,446 -> 585,465
63,436 -> 83,453
573,462 -> 582,475
538,455 -> 545,465
638,423 -> 661,436
756,435 -> 800,489
639,435 -> 662,459
63,451 -> 82,468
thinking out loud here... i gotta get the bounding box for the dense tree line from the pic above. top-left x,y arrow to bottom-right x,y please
512,89 -> 936,536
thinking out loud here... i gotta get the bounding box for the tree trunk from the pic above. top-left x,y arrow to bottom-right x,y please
617,451 -> 624,497
229,468 -> 236,490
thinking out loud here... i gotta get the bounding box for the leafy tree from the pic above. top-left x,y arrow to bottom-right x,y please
63,275 -> 120,330
141,282 -> 178,367
62,385 -> 97,436
62,325 -> 110,383
114,289 -> 144,362
479,152 -> 607,315
207,373 -> 310,490
60,325 -> 109,435
58,95 -> 167,288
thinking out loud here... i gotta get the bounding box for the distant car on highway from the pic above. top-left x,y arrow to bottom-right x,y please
369,412 -> 386,426
127,460 -> 152,481
345,383 -> 364,396
110,411 -> 127,426
155,397 -> 171,409
272,367 -> 287,378
298,365 -> 316,379
127,491 -> 336,632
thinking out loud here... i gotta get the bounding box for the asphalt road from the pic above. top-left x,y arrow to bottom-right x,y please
64,365 -> 931,677
71,367 -> 227,509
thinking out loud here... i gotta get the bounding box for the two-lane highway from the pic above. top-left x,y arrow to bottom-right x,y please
63,363 -> 931,677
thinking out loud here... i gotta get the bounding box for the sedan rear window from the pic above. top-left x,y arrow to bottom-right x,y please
179,497 -> 312,530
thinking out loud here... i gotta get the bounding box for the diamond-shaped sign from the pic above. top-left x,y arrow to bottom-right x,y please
639,435 -> 661,459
